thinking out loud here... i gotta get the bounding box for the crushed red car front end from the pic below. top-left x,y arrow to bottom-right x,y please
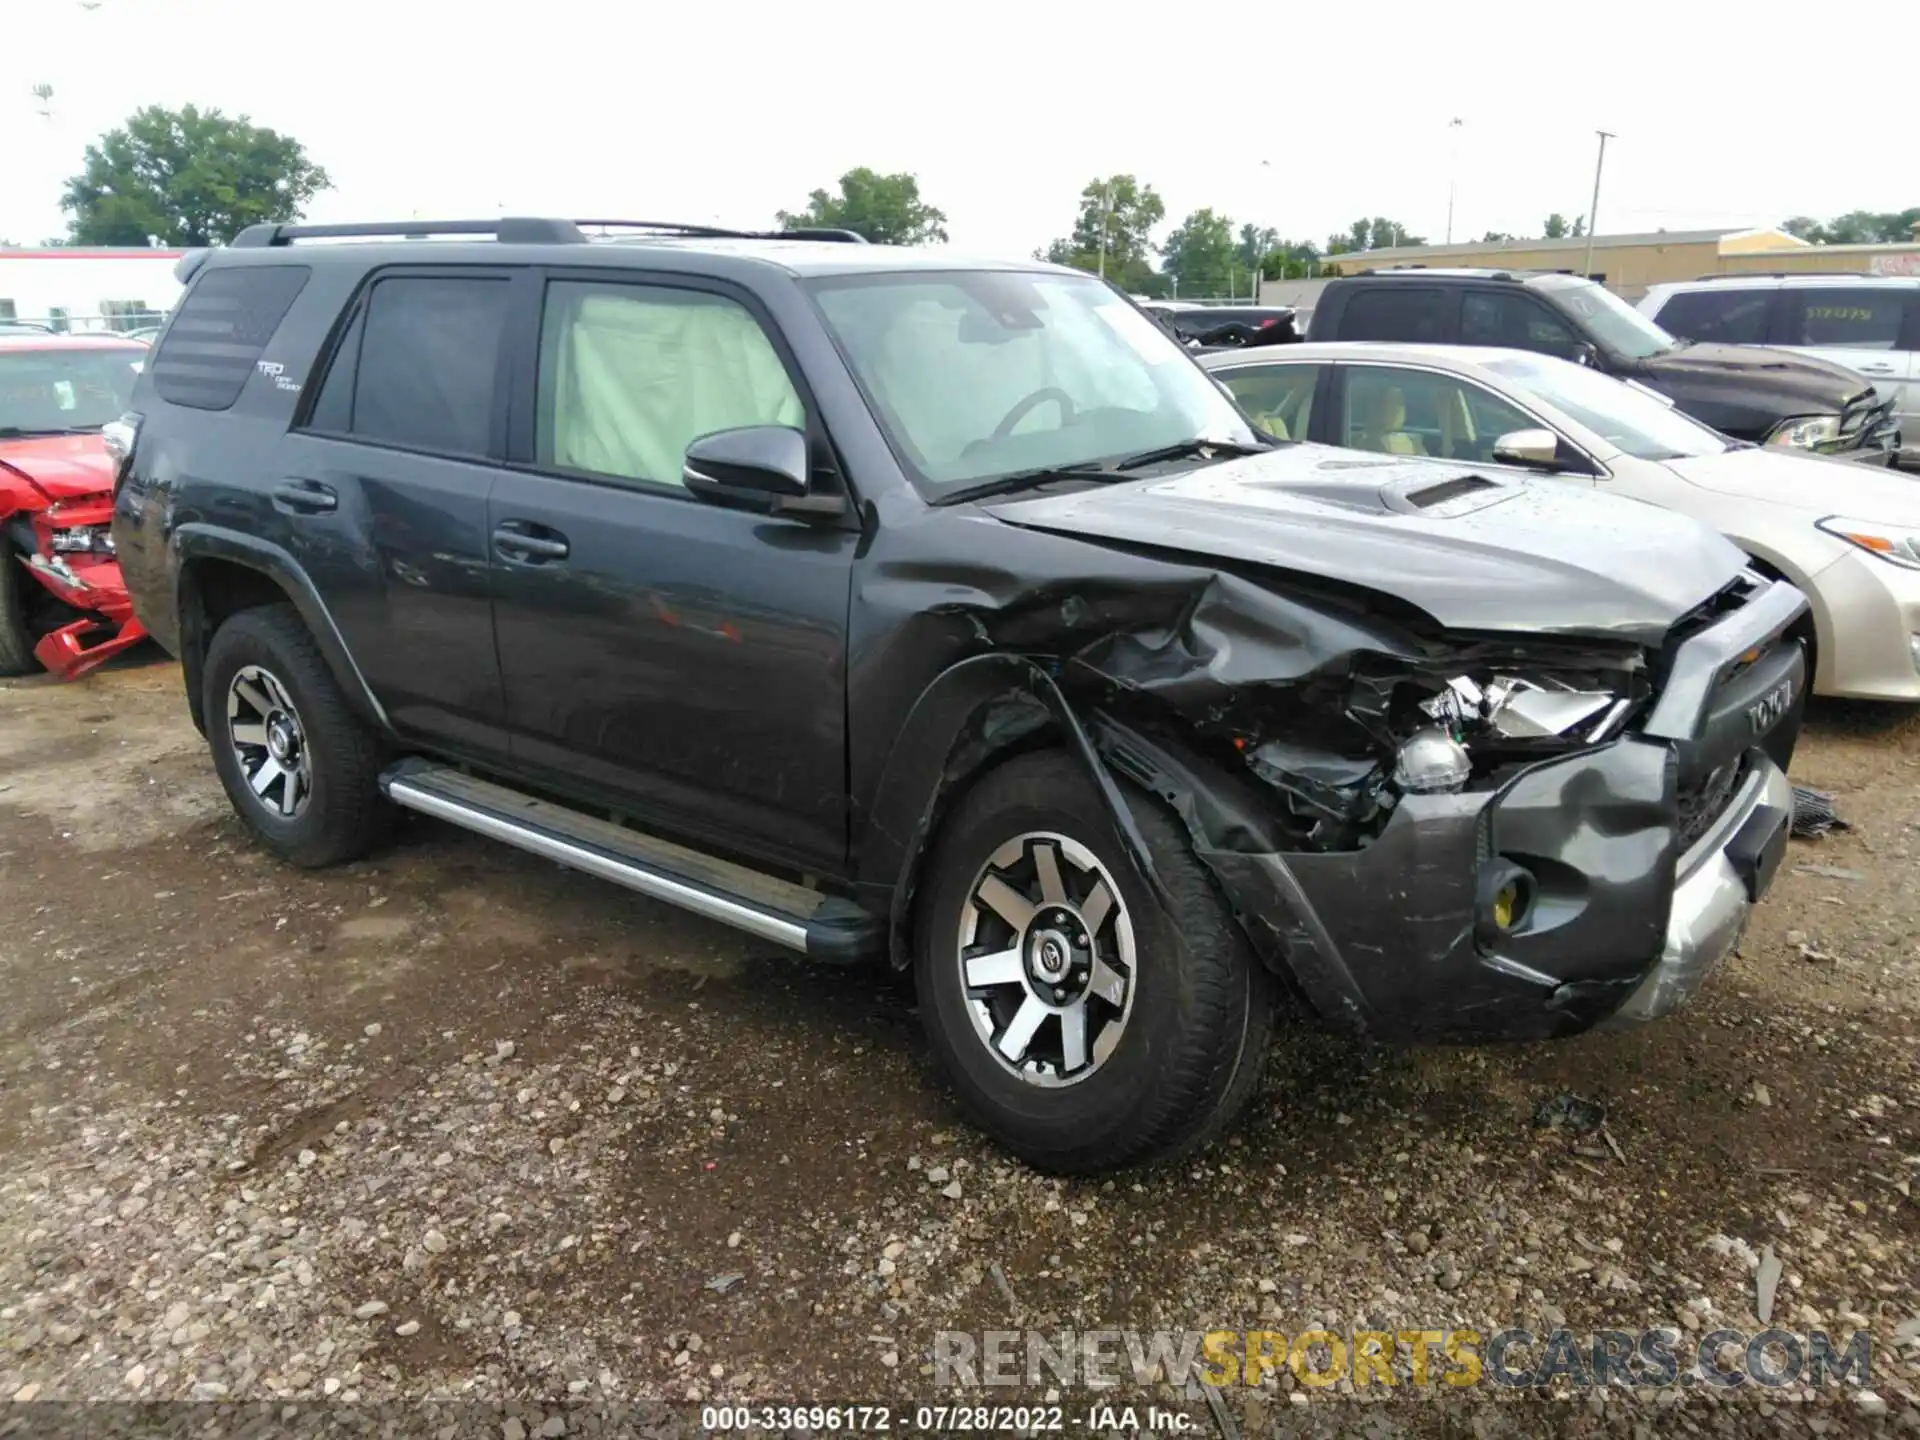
2,431 -> 147,681
17,490 -> 147,679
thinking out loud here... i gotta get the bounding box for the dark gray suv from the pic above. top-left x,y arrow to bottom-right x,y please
112,217 -> 1806,1172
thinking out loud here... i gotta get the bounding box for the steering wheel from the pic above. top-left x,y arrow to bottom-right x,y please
991,387 -> 1076,441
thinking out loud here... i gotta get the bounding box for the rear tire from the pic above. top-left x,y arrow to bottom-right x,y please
0,547 -> 37,676
203,604 -> 391,867
914,749 -> 1274,1173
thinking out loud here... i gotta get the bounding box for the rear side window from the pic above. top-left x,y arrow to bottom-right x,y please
1339,287 -> 1447,342
307,275 -> 510,455
1653,288 -> 1771,344
1783,288 -> 1906,350
150,265 -> 310,411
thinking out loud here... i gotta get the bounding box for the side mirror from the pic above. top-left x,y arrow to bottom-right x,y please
683,425 -> 810,509
1572,342 -> 1599,368
1491,428 -> 1561,469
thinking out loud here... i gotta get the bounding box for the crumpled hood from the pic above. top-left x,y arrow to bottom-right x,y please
983,444 -> 1749,644
0,433 -> 114,504
1641,342 -> 1866,409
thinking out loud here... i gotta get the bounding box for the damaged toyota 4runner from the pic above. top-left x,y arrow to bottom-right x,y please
113,219 -> 1807,1173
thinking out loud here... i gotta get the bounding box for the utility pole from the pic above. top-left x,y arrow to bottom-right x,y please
1445,118 -> 1463,244
1582,130 -> 1614,283
1096,183 -> 1113,279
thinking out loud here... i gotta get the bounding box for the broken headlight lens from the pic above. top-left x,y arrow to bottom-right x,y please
1422,675 -> 1626,743
49,524 -> 115,555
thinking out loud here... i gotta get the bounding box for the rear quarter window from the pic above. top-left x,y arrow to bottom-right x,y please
1338,287 -> 1449,342
1653,288 -> 1771,345
150,265 -> 311,411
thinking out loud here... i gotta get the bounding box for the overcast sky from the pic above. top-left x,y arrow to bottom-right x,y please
7,0 -> 1918,256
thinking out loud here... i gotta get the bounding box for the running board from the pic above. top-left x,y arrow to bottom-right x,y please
379,759 -> 882,963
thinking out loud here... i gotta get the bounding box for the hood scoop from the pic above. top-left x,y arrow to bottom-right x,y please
1383,472 -> 1511,517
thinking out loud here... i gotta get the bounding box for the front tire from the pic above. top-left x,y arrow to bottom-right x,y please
203,604 -> 391,867
0,548 -> 37,676
914,749 -> 1274,1173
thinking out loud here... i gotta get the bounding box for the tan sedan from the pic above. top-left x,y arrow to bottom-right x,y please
1201,341 -> 1920,700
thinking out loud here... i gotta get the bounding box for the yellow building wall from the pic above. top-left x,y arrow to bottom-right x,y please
1713,246 -> 1920,277
1716,229 -> 1804,254
1323,240 -> 1724,296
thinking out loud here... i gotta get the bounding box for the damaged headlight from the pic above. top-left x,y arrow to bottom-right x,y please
1393,729 -> 1472,795
1422,675 -> 1629,744
49,524 -> 115,555
1390,675 -> 1631,797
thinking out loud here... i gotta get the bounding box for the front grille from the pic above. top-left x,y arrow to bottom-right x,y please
1838,390 -> 1898,452
1676,754 -> 1748,852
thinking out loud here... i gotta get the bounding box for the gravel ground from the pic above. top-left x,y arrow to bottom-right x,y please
5,657 -> 1920,1436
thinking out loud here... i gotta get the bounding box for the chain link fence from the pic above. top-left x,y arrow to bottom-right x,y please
0,308 -> 169,337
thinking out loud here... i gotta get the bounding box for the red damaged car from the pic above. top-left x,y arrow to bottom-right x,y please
0,334 -> 148,679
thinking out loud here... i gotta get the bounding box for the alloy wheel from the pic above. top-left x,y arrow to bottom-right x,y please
956,831 -> 1136,1087
227,664 -> 312,818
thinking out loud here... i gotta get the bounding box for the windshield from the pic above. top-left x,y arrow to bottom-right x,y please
1484,353 -> 1728,460
807,270 -> 1258,495
1536,278 -> 1677,360
0,346 -> 143,434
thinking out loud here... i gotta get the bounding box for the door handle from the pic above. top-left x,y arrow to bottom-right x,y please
492,522 -> 570,562
271,479 -> 337,514
1856,363 -> 1896,375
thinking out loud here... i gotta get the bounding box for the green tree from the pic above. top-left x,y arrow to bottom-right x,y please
1543,213 -> 1571,239
1479,230 -> 1517,243
61,104 -> 330,247
1162,208 -> 1239,296
1257,239 -> 1322,280
776,167 -> 947,245
1040,175 -> 1166,285
1572,214 -> 1586,237
1331,217 -> 1425,254
1782,208 -> 1920,244
1237,223 -> 1280,272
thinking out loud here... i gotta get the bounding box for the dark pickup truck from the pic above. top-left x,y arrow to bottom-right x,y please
112,219 -> 1806,1173
1307,268 -> 1900,463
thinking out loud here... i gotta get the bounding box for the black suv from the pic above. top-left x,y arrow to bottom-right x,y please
113,218 -> 1807,1173
1307,269 -> 1901,463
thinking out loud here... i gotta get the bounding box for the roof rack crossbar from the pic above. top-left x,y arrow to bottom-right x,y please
1691,271 -> 1892,281
230,218 -> 586,247
574,219 -> 867,244
227,217 -> 871,248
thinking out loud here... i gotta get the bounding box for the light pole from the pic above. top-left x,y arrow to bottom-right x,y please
1096,182 -> 1113,280
1445,118 -> 1463,245
1582,130 -> 1614,282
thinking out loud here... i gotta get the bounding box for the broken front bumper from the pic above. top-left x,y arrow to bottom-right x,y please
17,549 -> 148,681
1191,736 -> 1793,1045
1598,756 -> 1791,1029
1105,577 -> 1808,1046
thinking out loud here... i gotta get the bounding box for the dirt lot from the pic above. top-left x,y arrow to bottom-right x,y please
5,656 -> 1920,1435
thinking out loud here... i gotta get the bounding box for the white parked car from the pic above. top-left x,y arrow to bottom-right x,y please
1638,275 -> 1917,469
1200,341 -> 1920,700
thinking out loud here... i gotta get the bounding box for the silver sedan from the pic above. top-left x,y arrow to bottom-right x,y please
1200,341 -> 1920,701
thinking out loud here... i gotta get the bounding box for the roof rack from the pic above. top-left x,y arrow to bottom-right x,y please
228,217 -> 868,248
1690,271 -> 1887,281
1358,265 -> 1522,281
